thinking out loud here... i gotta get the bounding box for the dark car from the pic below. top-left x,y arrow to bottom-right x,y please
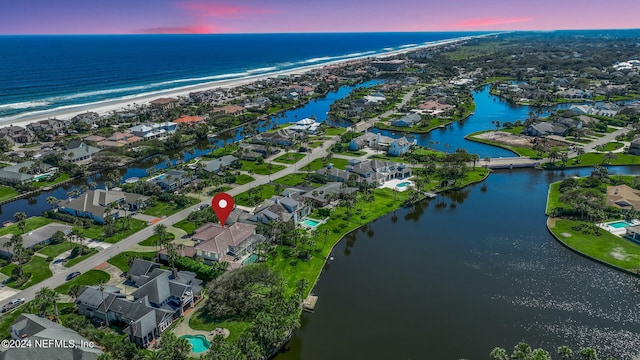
2,298 -> 25,313
66,271 -> 81,281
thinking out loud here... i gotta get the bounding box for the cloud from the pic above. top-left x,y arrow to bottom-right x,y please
139,25 -> 218,34
455,17 -> 533,28
178,2 -> 278,19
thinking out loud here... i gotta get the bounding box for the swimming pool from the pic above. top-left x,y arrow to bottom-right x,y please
396,181 -> 410,188
181,335 -> 210,353
301,218 -> 321,227
608,220 -> 634,229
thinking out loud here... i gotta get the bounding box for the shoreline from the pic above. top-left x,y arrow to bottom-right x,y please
0,33 -> 499,129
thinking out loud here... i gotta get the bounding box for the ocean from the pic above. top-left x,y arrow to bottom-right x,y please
0,32 -> 487,122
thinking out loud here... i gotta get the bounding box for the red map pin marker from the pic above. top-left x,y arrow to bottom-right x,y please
211,193 -> 234,228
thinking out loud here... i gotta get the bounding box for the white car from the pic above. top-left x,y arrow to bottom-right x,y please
2,298 -> 25,312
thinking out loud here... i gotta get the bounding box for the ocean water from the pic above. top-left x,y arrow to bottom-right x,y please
0,32 -> 487,122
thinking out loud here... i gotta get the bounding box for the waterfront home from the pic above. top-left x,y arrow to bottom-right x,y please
348,159 -> 412,185
0,223 -> 72,258
172,115 -> 205,126
417,100 -> 454,115
286,92 -> 299,101
76,261 -> 203,348
349,132 -> 394,151
0,126 -> 36,144
97,132 -> 143,149
522,122 -> 568,137
250,192 -> 310,225
301,182 -> 358,206
388,137 -> 413,156
3,314 -> 102,359
254,128 -> 301,147
364,93 -> 386,103
606,185 -> 640,210
288,118 -> 321,134
192,222 -> 266,264
0,161 -> 54,184
65,141 -> 101,163
57,189 -> 148,224
147,170 -> 195,191
202,155 -> 239,173
149,97 -> 179,110
129,122 -> 177,140
390,113 -> 421,127
26,119 -> 70,135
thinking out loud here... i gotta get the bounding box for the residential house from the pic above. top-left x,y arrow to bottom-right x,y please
149,98 -> 179,110
97,132 -> 143,149
417,100 -> 453,116
0,126 -> 36,144
316,166 -> 351,183
0,161 -> 54,184
172,115 -> 205,126
129,123 -> 177,140
349,132 -> 394,151
0,223 -> 72,259
26,119 -> 70,135
147,170 -> 195,191
65,142 -> 101,163
629,138 -> 640,155
371,60 -> 406,72
522,122 -> 567,137
363,93 -> 386,103
238,144 -> 280,160
606,185 -> 640,210
286,92 -> 299,101
250,192 -> 310,225
347,159 -> 412,185
240,97 -> 270,109
71,112 -> 100,126
57,189 -> 148,224
388,137 -> 413,156
76,260 -> 203,348
288,118 -> 321,134
2,313 -> 102,359
254,128 -> 301,147
202,155 -> 238,174
214,105 -> 245,116
301,182 -> 358,207
390,113 -> 421,127
192,222 -> 266,264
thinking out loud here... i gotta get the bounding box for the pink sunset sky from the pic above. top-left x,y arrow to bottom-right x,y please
0,0 -> 638,34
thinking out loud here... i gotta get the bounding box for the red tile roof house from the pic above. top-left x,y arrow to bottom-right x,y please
192,222 -> 266,265
172,115 -> 205,126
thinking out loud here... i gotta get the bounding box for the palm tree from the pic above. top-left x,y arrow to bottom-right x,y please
153,224 -> 168,251
14,212 -> 26,233
490,347 -> 508,360
68,284 -> 83,303
557,346 -> 574,360
46,196 -> 58,210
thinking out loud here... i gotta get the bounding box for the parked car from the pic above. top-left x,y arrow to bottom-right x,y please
2,298 -> 25,312
66,271 -> 81,281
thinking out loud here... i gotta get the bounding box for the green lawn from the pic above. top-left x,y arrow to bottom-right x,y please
55,269 -> 110,293
235,184 -> 277,206
375,117 -> 453,134
308,141 -> 323,148
331,150 -> 367,157
0,217 -> 55,237
37,242 -> 74,258
240,161 -> 285,175
549,219 -> 640,271
173,219 -> 198,235
234,174 -> 255,185
32,173 -> 72,188
142,198 -> 197,217
139,232 -> 175,247
324,127 -> 346,136
107,251 -> 157,273
77,218 -> 147,244
189,309 -> 250,342
0,186 -> 19,202
273,152 -> 305,164
0,256 -> 51,290
600,142 -> 625,152
565,153 -> 640,167
64,248 -> 99,268
272,173 -> 311,187
545,181 -> 562,215
302,157 -> 350,171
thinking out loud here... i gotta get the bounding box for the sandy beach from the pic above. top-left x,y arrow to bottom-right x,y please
0,34 -> 491,130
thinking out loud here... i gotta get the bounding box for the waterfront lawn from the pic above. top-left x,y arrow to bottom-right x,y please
188,309 -> 250,342
234,184 -> 276,207
273,152 -> 305,164
549,219 -> 640,271
0,217 -> 54,237
375,117 -> 453,134
64,248 -> 99,268
107,251 -> 157,273
234,174 -> 255,185
142,198 -> 197,217
1,256 -> 51,290
0,186 -> 19,202
324,127 -> 346,136
32,173 -> 71,188
240,161 -> 285,175
269,187 -> 411,296
545,181 -> 563,215
55,269 -> 110,294
37,242 -> 74,258
139,232 -> 175,247
567,153 -> 640,167
302,157 -> 349,171
465,131 -> 536,158
173,219 -> 198,235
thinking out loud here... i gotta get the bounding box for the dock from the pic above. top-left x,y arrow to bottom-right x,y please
424,192 -> 437,199
302,295 -> 318,312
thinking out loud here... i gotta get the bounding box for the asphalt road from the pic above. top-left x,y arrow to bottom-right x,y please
0,138 -> 334,308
